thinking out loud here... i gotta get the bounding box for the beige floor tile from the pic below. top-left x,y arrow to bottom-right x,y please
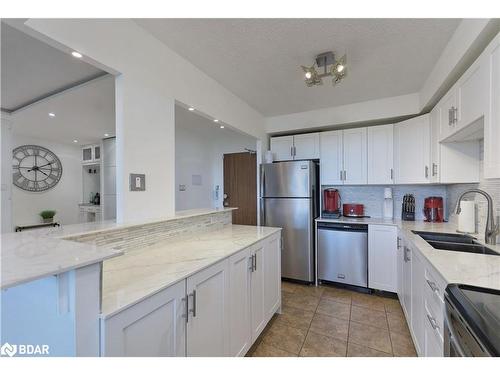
387,312 -> 411,336
316,298 -> 351,320
251,342 -> 297,357
309,313 -> 349,341
321,287 -> 352,305
351,292 -> 386,312
262,321 -> 307,354
283,292 -> 320,312
294,284 -> 324,298
275,305 -> 314,330
383,298 -> 403,314
347,342 -> 392,357
348,321 -> 392,354
350,305 -> 388,330
391,331 -> 417,357
299,331 -> 347,357
281,282 -> 298,294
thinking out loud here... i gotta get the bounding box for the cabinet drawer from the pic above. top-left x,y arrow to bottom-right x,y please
423,267 -> 445,316
424,302 -> 444,356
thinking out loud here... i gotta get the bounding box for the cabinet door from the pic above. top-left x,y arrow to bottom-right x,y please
396,233 -> 404,302
429,107 -> 441,183
343,128 -> 367,184
270,136 -> 294,161
394,115 -> 431,184
456,61 -> 487,131
410,249 -> 425,356
93,145 -> 101,162
438,91 -> 457,141
250,243 -> 266,342
263,234 -> 281,321
102,280 -> 186,357
484,33 -> 500,179
228,247 -> 252,356
187,259 -> 230,356
293,133 -> 320,160
368,225 -> 397,292
82,146 -> 93,163
401,245 -> 412,322
367,124 -> 394,184
319,130 -> 343,185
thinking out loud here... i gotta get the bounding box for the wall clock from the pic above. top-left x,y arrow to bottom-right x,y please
12,145 -> 63,192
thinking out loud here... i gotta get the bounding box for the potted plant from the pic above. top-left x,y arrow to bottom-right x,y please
40,210 -> 56,224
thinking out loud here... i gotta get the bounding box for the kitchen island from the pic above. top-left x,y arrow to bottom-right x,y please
1,208 -> 282,357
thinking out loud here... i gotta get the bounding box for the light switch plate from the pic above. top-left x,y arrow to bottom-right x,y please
130,173 -> 146,191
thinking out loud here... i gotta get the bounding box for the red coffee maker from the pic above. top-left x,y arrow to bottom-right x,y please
322,188 -> 341,218
423,196 -> 444,222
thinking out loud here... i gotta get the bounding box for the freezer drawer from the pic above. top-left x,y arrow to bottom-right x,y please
317,223 -> 368,287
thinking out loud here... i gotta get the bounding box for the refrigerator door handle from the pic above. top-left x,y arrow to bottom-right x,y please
259,198 -> 266,226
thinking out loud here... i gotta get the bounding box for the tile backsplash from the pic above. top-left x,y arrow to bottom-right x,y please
322,185 -> 447,220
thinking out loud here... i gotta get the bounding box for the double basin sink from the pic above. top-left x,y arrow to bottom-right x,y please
412,231 -> 499,256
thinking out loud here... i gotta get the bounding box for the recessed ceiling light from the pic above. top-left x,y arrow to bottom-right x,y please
73,139 -> 78,143
104,133 -> 109,137
188,107 -> 195,111
213,119 -> 219,123
71,51 -> 83,58
48,112 -> 55,117
220,125 -> 225,129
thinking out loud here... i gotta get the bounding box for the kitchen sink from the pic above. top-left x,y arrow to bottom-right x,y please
412,231 -> 500,256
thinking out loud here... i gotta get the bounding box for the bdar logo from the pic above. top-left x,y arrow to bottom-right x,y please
1,343 -> 17,357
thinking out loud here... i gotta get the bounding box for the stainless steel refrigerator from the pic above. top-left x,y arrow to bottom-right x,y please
260,161 -> 318,283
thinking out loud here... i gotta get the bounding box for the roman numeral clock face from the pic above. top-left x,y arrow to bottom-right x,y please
12,145 -> 63,192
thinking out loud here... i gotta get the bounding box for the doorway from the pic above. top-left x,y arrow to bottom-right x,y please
223,152 -> 257,225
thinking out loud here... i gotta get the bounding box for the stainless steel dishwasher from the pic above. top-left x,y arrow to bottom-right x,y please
317,222 -> 368,288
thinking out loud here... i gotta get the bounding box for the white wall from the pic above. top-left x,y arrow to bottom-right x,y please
11,134 -> 82,226
1,115 -> 13,232
265,93 -> 420,134
175,106 -> 256,211
21,19 -> 266,222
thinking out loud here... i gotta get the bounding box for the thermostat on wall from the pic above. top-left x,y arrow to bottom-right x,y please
130,173 -> 146,191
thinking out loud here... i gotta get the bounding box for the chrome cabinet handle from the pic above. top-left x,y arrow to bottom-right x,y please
340,170 -> 343,181
189,290 -> 197,318
452,106 -> 458,124
390,168 -> 394,180
426,279 -> 439,293
448,108 -> 452,126
427,314 -> 439,331
249,256 -> 254,271
254,253 -> 257,271
432,163 -> 438,177
397,237 -> 401,249
404,246 -> 410,262
343,170 -> 347,181
425,165 -> 429,178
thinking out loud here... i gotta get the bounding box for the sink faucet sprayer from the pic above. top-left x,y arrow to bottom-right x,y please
455,189 -> 499,245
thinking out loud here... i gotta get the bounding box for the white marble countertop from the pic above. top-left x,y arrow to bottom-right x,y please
0,232 -> 122,289
101,224 -> 281,318
316,216 -> 500,291
0,208 -> 236,290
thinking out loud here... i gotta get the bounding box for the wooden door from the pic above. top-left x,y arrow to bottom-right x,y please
223,152 -> 257,225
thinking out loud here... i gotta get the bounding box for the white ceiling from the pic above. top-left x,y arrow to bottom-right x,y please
1,22 -> 106,112
136,19 -> 461,117
11,75 -> 115,145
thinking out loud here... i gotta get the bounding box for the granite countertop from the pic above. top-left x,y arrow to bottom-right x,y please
0,208 -> 237,290
0,231 -> 122,289
316,216 -> 500,291
101,224 -> 281,318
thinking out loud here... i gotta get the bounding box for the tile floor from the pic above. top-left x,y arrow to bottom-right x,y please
247,281 -> 417,357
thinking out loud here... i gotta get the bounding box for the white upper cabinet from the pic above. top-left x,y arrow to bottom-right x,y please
320,130 -> 343,185
394,115 -> 431,184
293,133 -> 320,160
367,124 -> 394,184
438,91 -> 458,141
270,133 -> 319,161
429,107 -> 441,183
343,128 -> 367,184
270,136 -> 294,161
82,144 -> 101,164
484,32 -> 500,179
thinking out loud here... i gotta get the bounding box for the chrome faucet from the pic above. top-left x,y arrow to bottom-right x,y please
455,189 -> 499,245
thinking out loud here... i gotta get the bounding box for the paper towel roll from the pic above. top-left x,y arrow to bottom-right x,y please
458,201 -> 476,233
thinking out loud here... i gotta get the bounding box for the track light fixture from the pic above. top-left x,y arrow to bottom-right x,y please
301,51 -> 347,87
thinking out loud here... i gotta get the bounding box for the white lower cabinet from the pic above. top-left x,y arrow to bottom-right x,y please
401,243 -> 412,322
368,225 -> 397,292
102,232 -> 281,357
410,247 -> 425,356
186,259 -> 230,357
101,279 -> 186,357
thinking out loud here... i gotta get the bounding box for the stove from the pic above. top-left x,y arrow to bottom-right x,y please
444,284 -> 500,356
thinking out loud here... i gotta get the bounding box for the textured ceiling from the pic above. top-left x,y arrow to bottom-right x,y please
136,18 -> 461,117
1,22 -> 106,112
